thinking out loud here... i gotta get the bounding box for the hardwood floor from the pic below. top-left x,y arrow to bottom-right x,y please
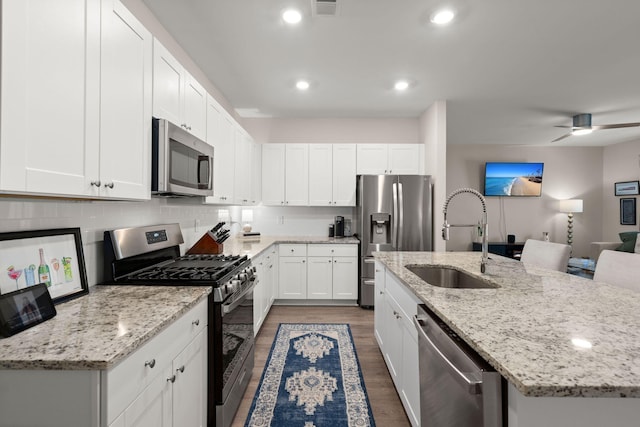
231,305 -> 412,427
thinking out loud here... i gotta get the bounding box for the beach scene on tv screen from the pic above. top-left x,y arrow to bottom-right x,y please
485,163 -> 543,196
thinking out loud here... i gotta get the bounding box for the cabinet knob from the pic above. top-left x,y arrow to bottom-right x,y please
187,126 -> 192,131
144,359 -> 156,369
104,182 -> 114,189
328,259 -> 332,263
181,123 -> 187,128
379,290 -> 384,295
302,259 -> 305,263
167,375 -> 176,383
192,319 -> 200,326
177,365 -> 185,373
90,180 -> 101,187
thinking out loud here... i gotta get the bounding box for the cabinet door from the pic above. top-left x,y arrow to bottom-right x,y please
251,142 -> 262,205
388,144 -> 420,175
374,262 -> 386,348
382,295 -> 403,387
261,144 -> 285,205
253,256 -> 265,335
400,322 -> 420,427
332,257 -> 357,299
356,144 -> 388,174
121,366 -> 173,427
99,0 -> 152,200
0,0 -> 100,196
233,129 -> 252,204
308,144 -> 333,206
183,73 -> 207,141
205,100 -> 235,203
278,256 -> 307,299
332,144 -> 357,206
285,144 -> 309,205
307,256 -> 333,299
152,39 -> 183,125
172,330 -> 207,427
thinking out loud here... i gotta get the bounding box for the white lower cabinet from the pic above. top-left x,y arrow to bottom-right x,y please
278,244 -> 357,301
307,244 -> 357,300
278,244 -> 308,299
0,300 -> 208,427
374,261 -> 421,427
253,246 -> 277,335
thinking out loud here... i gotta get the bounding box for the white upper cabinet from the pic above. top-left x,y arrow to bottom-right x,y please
99,0 -> 152,200
152,39 -> 206,141
1,0 -> 98,197
308,144 -> 356,206
251,142 -> 262,205
356,144 -> 421,175
284,144 -> 309,206
332,144 -> 357,205
308,144 -> 333,206
205,96 -> 235,203
0,0 -> 151,200
388,144 -> 421,175
233,128 -> 253,205
261,144 -> 286,205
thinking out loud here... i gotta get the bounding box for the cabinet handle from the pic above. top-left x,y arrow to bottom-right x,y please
167,375 -> 176,383
187,126 -> 192,131
177,365 -> 185,373
393,310 -> 401,319
90,180 -> 101,187
192,319 -> 200,326
104,182 -> 114,189
181,123 -> 187,128
302,259 -> 306,263
144,359 -> 156,368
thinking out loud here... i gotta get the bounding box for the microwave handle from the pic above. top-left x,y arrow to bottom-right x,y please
198,155 -> 211,187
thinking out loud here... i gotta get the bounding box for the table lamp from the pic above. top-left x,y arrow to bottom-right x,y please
559,199 -> 583,245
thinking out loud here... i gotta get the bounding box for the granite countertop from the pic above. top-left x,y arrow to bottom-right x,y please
222,235 -> 360,259
374,251 -> 640,398
0,286 -> 211,370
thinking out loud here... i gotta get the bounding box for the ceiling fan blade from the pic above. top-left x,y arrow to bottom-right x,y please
592,122 -> 640,130
551,132 -> 573,143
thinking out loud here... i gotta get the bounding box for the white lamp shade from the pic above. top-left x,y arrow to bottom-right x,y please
559,199 -> 583,213
241,209 -> 254,223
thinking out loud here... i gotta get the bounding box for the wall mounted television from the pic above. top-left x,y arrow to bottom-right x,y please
484,162 -> 544,197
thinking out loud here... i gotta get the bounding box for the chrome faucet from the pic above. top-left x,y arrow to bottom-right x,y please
442,188 -> 489,273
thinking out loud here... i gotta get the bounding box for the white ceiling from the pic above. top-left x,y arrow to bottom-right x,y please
142,0 -> 640,146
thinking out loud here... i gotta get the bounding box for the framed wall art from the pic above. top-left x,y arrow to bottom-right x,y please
614,181 -> 640,196
0,228 -> 89,304
620,198 -> 637,226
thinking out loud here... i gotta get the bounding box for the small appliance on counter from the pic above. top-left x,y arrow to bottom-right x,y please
334,216 -> 344,238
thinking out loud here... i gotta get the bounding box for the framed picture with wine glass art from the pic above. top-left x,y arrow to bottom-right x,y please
0,228 -> 89,304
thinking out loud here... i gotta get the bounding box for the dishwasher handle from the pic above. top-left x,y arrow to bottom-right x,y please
413,314 -> 483,395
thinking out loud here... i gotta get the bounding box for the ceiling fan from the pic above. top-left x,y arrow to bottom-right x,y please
552,113 -> 640,142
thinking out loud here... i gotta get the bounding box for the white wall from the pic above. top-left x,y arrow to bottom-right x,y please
602,139 -> 640,240
446,145 -> 604,258
243,117 -> 420,144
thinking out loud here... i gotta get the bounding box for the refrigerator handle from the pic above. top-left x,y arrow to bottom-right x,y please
398,182 -> 404,250
392,182 -> 398,249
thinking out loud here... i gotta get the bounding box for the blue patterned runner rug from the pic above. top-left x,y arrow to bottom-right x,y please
245,323 -> 375,427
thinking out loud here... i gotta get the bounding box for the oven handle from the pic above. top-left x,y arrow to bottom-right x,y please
221,279 -> 258,315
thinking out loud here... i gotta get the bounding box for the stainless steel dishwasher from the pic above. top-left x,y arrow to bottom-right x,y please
413,304 -> 503,427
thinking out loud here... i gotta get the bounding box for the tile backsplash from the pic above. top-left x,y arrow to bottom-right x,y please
0,197 -> 353,287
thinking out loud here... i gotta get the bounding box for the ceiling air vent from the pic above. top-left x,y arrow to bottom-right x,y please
313,0 -> 338,16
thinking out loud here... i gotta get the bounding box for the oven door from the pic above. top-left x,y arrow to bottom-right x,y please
214,280 -> 256,404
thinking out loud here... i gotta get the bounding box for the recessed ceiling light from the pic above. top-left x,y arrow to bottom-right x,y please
282,9 -> 302,24
430,9 -> 455,25
296,80 -> 310,90
394,80 -> 410,91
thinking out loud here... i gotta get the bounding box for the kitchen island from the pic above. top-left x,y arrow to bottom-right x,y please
374,251 -> 640,426
0,285 -> 211,427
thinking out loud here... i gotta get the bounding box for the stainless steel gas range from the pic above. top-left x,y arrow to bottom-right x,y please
102,223 -> 256,427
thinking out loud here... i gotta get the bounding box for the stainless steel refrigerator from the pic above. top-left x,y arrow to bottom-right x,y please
356,174 -> 433,307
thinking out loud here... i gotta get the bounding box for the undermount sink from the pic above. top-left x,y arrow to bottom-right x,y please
405,265 -> 499,289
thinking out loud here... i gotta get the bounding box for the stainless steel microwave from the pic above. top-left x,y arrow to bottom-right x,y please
151,118 -> 214,197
